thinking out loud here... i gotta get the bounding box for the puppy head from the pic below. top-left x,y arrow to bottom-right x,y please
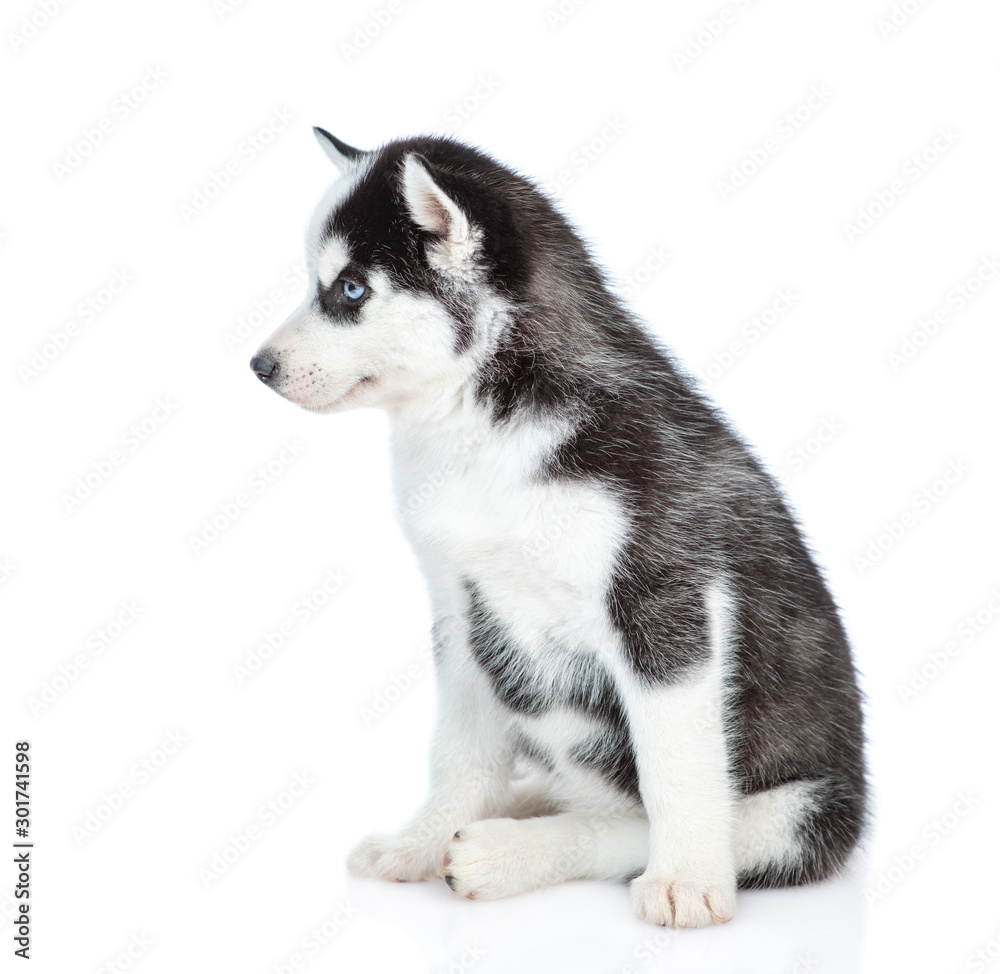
250,130 -> 516,414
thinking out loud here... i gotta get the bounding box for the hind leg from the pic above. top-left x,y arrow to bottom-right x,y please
504,775 -> 563,818
439,781 -> 830,909
736,776 -> 864,887
735,779 -> 819,883
440,811 -> 649,900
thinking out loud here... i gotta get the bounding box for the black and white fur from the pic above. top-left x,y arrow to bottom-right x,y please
249,129 -> 867,928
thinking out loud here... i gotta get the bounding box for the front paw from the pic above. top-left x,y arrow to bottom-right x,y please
630,873 -> 737,928
346,831 -> 448,883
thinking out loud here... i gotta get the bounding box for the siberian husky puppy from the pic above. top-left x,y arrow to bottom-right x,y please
250,129 -> 867,927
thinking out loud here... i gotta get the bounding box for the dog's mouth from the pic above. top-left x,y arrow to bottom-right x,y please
289,374 -> 376,413
340,374 -> 375,400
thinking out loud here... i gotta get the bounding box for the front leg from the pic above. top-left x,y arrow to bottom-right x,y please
619,580 -> 738,927
348,614 -> 514,882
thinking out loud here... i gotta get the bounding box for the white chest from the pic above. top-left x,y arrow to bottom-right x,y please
390,412 -> 629,652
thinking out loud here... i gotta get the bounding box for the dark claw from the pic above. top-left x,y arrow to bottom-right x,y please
444,874 -> 456,891
453,830 -> 463,839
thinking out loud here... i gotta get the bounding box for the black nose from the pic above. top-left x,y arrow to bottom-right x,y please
250,350 -> 279,384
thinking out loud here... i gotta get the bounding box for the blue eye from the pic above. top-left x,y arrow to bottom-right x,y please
319,276 -> 371,317
341,280 -> 366,301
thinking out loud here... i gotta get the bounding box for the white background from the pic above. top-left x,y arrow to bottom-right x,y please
2,0 -> 999,972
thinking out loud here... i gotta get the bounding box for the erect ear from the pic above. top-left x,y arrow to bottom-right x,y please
401,153 -> 464,237
401,153 -> 476,274
312,127 -> 366,170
